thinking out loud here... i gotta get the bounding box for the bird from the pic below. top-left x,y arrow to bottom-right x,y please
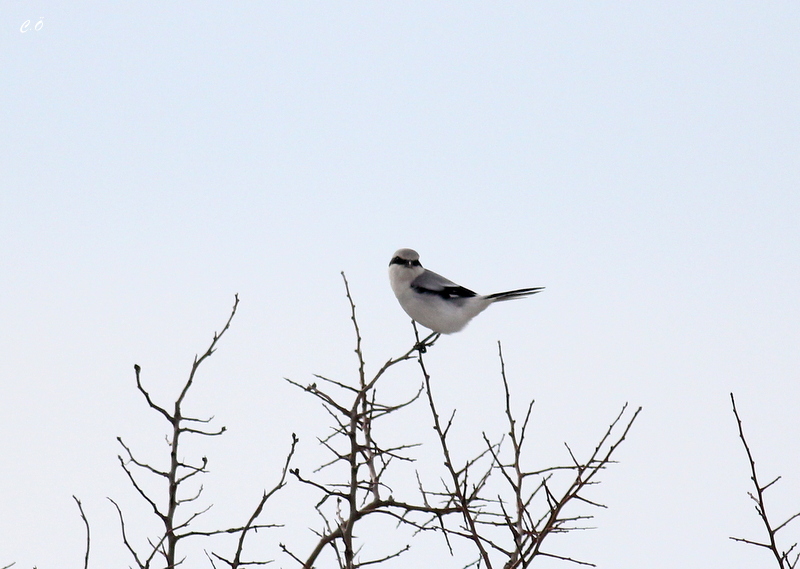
388,248 -> 544,334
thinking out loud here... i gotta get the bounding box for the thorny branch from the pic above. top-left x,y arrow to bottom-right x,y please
95,274 -> 641,569
413,322 -> 495,569
283,273 -> 456,569
729,392 -> 800,569
110,294 -> 290,568
209,433 -> 300,569
285,275 -> 639,568
415,331 -> 641,569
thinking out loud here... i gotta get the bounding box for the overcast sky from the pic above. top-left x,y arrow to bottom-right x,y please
2,2 -> 799,568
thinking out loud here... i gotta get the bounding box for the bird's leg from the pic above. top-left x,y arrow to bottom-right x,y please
425,332 -> 441,349
414,328 -> 440,353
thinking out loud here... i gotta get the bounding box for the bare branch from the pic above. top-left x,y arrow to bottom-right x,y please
117,436 -> 169,478
133,363 -> 172,422
216,433 -> 299,569
414,321 -> 493,569
177,294 -> 239,407
73,496 -> 90,569
280,278 -> 457,569
415,338 -> 640,568
536,550 -> 598,567
113,295 -> 247,568
729,392 -> 800,569
108,497 -> 147,569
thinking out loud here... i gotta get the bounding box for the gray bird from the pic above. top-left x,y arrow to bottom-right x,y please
389,248 -> 544,334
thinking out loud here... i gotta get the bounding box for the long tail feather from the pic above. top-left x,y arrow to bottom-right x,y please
484,287 -> 545,302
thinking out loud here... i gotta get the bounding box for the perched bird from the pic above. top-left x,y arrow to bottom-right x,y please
389,248 -> 544,334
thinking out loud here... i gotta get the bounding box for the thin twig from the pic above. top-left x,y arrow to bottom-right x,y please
225,433 -> 299,569
73,496 -> 90,569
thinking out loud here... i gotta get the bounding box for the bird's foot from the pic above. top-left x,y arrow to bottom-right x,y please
415,332 -> 440,354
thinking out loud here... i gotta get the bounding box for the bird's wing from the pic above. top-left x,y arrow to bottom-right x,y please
411,269 -> 477,299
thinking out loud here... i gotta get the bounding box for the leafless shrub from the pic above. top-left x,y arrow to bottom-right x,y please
280,274 -> 640,569
281,273 -> 460,568
415,325 -> 641,569
59,274 -> 640,569
111,295 -> 294,569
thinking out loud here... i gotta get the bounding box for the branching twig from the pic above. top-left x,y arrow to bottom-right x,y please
283,274 -> 450,569
210,433 -> 299,569
102,276 -> 640,568
111,294 -> 282,568
729,392 -> 800,569
414,321 -> 494,569
417,336 -> 640,568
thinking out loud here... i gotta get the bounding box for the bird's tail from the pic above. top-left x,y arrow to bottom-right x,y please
484,287 -> 545,302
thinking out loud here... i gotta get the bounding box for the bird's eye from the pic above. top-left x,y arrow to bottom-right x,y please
390,256 -> 421,267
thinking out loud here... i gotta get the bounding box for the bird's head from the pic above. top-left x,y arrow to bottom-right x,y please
389,248 -> 424,287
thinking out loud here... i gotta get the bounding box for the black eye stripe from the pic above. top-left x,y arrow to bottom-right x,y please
389,257 -> 422,267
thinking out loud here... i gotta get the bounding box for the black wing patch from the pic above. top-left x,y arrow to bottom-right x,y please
412,283 -> 477,300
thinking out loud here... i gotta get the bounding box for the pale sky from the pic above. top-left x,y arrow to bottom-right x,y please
2,3 -> 799,568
